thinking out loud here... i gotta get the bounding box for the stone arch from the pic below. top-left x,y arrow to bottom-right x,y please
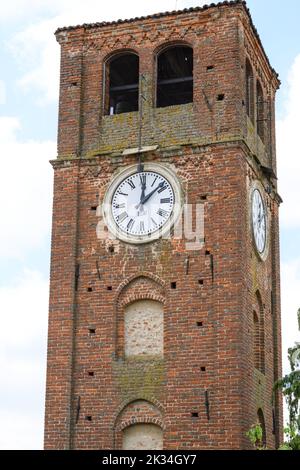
114,274 -> 166,359
114,399 -> 164,450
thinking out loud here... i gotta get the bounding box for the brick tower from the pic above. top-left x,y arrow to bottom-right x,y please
44,0 -> 283,449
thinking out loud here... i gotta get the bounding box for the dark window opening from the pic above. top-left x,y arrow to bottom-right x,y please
171,282 -> 177,289
107,53 -> 139,115
157,46 -> 193,108
257,80 -> 265,143
246,59 -> 254,122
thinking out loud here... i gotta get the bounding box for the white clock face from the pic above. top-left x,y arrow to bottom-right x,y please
111,171 -> 174,237
252,188 -> 267,254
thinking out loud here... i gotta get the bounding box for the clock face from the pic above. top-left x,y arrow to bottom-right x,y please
111,171 -> 174,237
252,188 -> 267,254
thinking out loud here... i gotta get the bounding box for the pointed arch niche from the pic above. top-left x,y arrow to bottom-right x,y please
114,399 -> 164,450
115,274 -> 166,360
253,290 -> 265,374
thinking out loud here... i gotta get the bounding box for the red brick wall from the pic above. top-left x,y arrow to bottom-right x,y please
44,2 -> 282,449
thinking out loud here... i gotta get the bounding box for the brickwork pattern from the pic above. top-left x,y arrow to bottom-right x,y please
44,1 -> 282,450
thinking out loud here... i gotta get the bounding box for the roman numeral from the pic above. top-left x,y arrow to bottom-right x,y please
127,180 -> 136,190
157,183 -> 167,193
118,192 -> 128,197
160,198 -> 170,204
127,219 -> 134,231
158,208 -> 169,218
151,176 -> 158,187
140,174 -> 146,186
151,217 -> 158,227
114,203 -> 125,209
117,212 -> 128,223
140,221 -> 145,232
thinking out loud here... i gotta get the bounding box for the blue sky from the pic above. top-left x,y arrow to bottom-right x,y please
0,0 -> 299,449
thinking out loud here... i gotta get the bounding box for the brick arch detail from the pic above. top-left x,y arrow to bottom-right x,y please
113,398 -> 165,449
119,293 -> 165,309
103,47 -> 140,65
115,271 -> 166,300
113,396 -> 165,423
252,289 -> 265,375
154,38 -> 194,56
116,417 -> 164,433
114,274 -> 166,358
255,289 -> 265,374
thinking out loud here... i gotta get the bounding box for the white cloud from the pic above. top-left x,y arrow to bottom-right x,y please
281,258 -> 300,375
0,116 -> 20,142
0,269 -> 48,450
0,0 -> 201,24
0,0 -> 55,23
0,0 -> 207,451
0,411 -> 44,450
277,54 -> 300,229
7,0 -> 206,104
11,19 -> 60,104
0,81 -> 6,105
0,116 -> 55,260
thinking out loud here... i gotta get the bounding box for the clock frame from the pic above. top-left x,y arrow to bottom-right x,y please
102,163 -> 182,244
251,182 -> 269,260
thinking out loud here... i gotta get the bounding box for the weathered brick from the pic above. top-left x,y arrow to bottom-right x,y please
44,1 -> 282,450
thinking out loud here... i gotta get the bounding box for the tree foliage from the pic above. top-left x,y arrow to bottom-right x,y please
274,308 -> 300,450
247,309 -> 300,450
246,423 -> 265,450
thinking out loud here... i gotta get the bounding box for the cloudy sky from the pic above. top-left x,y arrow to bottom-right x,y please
0,0 -> 299,450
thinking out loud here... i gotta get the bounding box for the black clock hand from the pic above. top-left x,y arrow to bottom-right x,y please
140,185 -> 146,202
140,176 -> 146,203
140,181 -> 164,205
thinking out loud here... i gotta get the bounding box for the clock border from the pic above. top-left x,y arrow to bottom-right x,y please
102,163 -> 183,245
250,181 -> 269,261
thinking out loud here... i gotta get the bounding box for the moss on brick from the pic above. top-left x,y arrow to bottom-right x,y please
113,358 -> 165,401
